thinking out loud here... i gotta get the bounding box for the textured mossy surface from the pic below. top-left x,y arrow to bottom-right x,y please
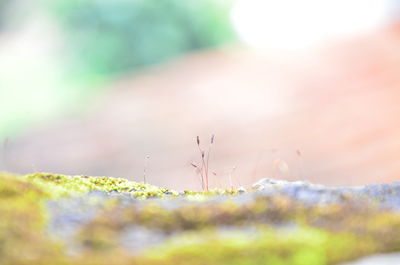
1,172 -> 400,265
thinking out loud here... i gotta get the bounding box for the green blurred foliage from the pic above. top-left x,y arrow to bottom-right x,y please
0,0 -> 236,140
44,0 -> 236,80
0,0 -> 11,29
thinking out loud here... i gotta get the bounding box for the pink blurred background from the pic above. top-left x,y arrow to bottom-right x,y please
1,0 -> 400,190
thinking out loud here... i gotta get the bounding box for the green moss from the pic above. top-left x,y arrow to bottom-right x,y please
0,174 -> 64,265
24,172 -> 176,198
182,189 -> 242,196
69,226 -> 380,265
2,172 -> 400,265
140,227 -> 377,265
78,195 -> 301,233
22,173 -> 242,199
0,172 -> 177,265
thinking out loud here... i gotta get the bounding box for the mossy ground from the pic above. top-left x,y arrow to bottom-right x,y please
1,172 -> 400,265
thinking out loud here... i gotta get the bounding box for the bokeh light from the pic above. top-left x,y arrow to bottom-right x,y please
231,0 -> 391,49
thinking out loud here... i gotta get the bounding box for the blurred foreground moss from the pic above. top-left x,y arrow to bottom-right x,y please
141,228 -> 376,265
1,172 -> 400,265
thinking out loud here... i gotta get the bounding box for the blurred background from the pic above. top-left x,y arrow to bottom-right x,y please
1,0 -> 400,190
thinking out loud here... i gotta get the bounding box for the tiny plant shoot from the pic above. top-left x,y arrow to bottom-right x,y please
191,135 -> 214,191
143,155 -> 150,184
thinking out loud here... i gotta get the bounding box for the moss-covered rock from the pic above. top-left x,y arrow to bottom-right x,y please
1,172 -> 400,265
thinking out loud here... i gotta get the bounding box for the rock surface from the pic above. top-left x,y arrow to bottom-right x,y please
252,178 -> 400,209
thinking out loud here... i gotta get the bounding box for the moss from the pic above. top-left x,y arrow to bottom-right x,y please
2,172 -> 400,265
0,172 -> 176,265
69,227 -> 380,265
140,227 -> 377,265
23,173 -> 241,199
24,172 -> 176,198
78,195 -> 301,233
0,174 -> 64,265
77,191 -> 400,237
181,189 -> 242,197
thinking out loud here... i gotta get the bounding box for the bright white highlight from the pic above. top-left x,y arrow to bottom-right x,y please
231,0 -> 391,49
